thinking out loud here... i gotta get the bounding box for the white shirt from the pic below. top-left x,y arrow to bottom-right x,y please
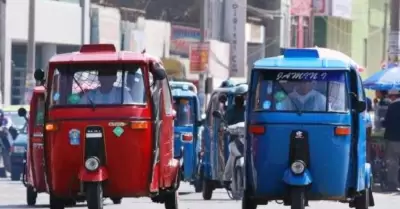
79,87 -> 134,104
282,89 -> 326,111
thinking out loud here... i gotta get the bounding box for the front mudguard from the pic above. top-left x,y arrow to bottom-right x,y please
78,167 -> 109,182
283,168 -> 312,186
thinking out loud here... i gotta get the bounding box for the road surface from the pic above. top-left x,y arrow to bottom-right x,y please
0,178 -> 399,209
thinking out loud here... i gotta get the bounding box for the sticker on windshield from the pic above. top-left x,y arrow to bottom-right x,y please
53,92 -> 60,101
275,102 -> 284,110
68,94 -> 81,104
69,129 -> 80,145
274,91 -> 286,102
262,100 -> 271,109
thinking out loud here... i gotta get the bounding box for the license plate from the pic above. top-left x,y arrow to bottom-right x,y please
13,146 -> 25,153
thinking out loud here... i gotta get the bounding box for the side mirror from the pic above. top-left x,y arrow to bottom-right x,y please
357,101 -> 367,112
152,62 -> 167,80
212,110 -> 223,119
18,108 -> 27,118
34,69 -> 45,81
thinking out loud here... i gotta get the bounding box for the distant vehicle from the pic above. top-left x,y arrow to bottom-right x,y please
10,132 -> 27,181
3,105 -> 30,130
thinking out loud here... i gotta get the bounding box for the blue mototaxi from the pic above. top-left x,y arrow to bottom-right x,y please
243,48 -> 375,209
201,81 -> 248,200
170,81 -> 204,192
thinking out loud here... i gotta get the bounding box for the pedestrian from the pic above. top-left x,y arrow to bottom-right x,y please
382,89 -> 400,191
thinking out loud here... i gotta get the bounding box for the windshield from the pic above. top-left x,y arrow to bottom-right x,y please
173,97 -> 195,126
4,112 -> 26,129
253,70 -> 348,113
50,64 -> 147,106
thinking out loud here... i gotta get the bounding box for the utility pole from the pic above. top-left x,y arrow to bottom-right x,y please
389,0 -> 400,63
264,0 -> 281,57
0,0 -> 6,105
308,0 -> 315,47
81,0 -> 90,45
198,0 -> 206,113
25,0 -> 36,102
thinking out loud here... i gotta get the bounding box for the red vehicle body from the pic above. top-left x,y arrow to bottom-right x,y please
20,86 -> 47,206
28,44 -> 180,209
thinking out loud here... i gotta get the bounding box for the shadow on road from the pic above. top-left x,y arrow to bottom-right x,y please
178,191 -> 192,195
0,204 -> 48,208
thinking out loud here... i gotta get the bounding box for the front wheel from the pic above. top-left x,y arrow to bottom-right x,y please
50,194 -> 65,209
164,191 -> 179,209
26,186 -> 37,206
354,189 -> 369,209
86,182 -> 103,209
194,165 -> 204,193
111,198 -> 122,204
291,187 -> 306,209
242,189 -> 257,209
202,180 -> 213,200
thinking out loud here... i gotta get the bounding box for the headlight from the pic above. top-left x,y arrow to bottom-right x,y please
291,160 -> 305,174
85,157 -> 100,171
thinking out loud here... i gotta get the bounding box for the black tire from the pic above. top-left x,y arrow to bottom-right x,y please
164,191 -> 179,209
354,189 -> 369,209
202,180 -> 213,200
86,182 -> 103,209
290,187 -> 306,209
194,166 -> 203,193
10,167 -> 20,181
64,199 -> 77,207
111,198 -> 122,204
242,189 -> 257,209
26,186 -> 37,206
0,167 -> 6,178
50,194 -> 65,209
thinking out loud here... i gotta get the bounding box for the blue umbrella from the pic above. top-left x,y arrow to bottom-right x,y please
363,66 -> 400,90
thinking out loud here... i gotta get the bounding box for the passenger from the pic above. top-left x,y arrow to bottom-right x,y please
382,90 -> 400,191
282,81 -> 326,111
224,95 -> 246,125
80,71 -> 133,104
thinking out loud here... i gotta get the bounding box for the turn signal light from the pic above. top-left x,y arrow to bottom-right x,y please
182,133 -> 193,142
130,121 -> 148,129
249,125 -> 265,135
45,123 -> 57,131
335,126 -> 350,136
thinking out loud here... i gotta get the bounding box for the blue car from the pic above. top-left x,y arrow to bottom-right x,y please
170,81 -> 204,192
10,133 -> 27,181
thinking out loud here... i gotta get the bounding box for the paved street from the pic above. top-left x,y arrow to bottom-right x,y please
0,178 -> 399,209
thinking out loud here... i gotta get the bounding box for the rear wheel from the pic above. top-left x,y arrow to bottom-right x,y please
202,180 -> 213,200
290,187 -> 306,209
164,191 -> 179,209
26,186 -> 37,206
242,188 -> 257,209
50,194 -> 65,209
111,198 -> 122,204
354,189 -> 369,209
86,182 -> 103,209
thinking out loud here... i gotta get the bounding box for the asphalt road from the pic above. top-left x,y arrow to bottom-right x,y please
0,178 -> 399,209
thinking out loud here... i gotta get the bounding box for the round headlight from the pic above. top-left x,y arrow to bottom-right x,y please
85,157 -> 100,171
291,160 -> 305,174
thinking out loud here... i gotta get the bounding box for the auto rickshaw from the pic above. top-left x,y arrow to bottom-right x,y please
169,81 -> 204,192
18,87 -> 50,206
243,48 -> 374,209
21,44 -> 180,209
201,81 -> 248,200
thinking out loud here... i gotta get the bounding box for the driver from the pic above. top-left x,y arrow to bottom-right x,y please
80,71 -> 134,104
281,81 -> 326,111
222,94 -> 246,189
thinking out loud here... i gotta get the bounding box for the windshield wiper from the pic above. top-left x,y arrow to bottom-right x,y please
275,82 -> 302,115
72,76 -> 96,111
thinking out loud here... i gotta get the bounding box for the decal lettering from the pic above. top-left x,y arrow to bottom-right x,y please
276,72 -> 328,80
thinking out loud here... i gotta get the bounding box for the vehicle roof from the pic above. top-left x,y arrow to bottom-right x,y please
212,83 -> 248,95
170,81 -> 198,93
171,88 -> 198,98
3,105 -> 30,112
253,48 -> 359,72
49,44 -> 161,64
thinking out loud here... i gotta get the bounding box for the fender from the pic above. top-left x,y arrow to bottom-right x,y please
283,168 -> 312,186
169,158 -> 181,189
78,167 -> 108,182
364,163 -> 372,188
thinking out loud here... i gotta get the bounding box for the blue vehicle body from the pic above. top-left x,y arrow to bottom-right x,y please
243,48 -> 374,208
10,133 -> 27,181
201,81 -> 248,197
170,81 -> 203,189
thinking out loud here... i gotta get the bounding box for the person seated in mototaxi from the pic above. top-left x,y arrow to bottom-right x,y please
281,81 -> 326,111
224,95 -> 246,125
79,71 -> 134,104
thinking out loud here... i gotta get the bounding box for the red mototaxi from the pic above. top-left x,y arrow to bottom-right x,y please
31,44 -> 180,209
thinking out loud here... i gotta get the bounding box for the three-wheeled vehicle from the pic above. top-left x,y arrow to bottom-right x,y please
18,87 -> 48,206
169,81 -> 204,192
201,81 -> 248,200
22,44 -> 181,209
243,48 -> 374,209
